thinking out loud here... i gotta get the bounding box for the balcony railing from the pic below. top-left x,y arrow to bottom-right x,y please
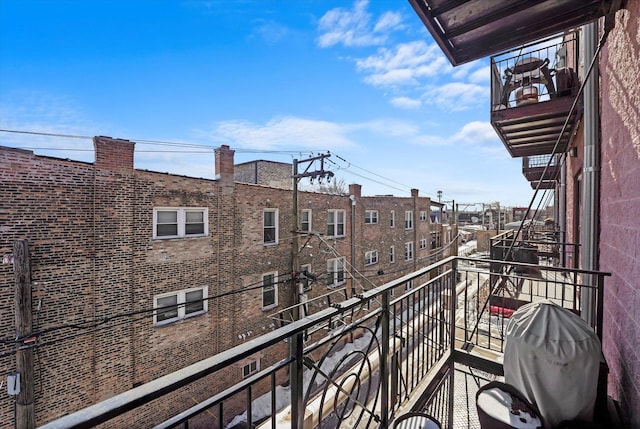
522,154 -> 560,189
39,254 -> 609,429
490,32 -> 582,158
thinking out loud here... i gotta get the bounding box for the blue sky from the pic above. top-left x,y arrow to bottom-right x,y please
0,0 -> 536,207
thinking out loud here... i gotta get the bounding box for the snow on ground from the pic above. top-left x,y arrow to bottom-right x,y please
225,330 -> 375,428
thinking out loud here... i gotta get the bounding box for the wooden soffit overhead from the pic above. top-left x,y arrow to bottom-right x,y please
408,0 -> 621,66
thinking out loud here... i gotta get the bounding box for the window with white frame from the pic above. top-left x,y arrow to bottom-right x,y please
406,279 -> 414,291
262,272 -> 278,309
153,208 -> 208,239
365,250 -> 378,266
327,210 -> 345,237
420,237 -> 427,249
154,287 -> 208,326
365,210 -> 378,224
419,211 -> 427,221
404,211 -> 413,230
301,209 -> 312,232
390,246 -> 395,263
404,242 -> 413,261
327,257 -> 346,287
390,210 -> 395,228
263,209 -> 279,245
242,359 -> 260,379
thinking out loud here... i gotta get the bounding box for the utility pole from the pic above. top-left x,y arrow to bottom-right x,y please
291,154 -> 333,320
14,240 -> 34,429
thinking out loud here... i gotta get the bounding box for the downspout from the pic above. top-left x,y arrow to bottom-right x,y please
581,22 -> 601,326
559,159 -> 567,267
350,194 -> 356,297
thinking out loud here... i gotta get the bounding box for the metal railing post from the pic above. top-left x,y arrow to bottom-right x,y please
596,273 -> 605,342
380,290 -> 391,427
449,259 -> 457,354
290,332 -> 305,429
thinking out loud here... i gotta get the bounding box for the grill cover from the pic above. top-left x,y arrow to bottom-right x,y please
504,300 -> 601,428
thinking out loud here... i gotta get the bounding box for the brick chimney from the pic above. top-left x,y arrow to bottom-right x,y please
349,183 -> 362,199
215,145 -> 235,181
93,136 -> 134,170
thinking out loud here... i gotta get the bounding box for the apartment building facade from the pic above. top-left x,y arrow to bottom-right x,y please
0,138 -> 447,427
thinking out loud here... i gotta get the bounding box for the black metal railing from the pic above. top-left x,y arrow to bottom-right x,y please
38,255 -> 608,429
491,32 -> 579,111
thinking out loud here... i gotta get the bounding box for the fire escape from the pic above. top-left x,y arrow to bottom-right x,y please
491,32 -> 580,190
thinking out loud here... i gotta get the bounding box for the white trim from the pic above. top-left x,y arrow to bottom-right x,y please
242,359 -> 260,379
327,209 -> 345,238
263,209 -> 279,245
327,257 -> 346,287
404,242 -> 414,261
262,271 -> 278,309
364,210 -> 379,224
301,209 -> 312,232
365,250 -> 379,266
404,211 -> 414,230
153,286 -> 208,326
153,207 -> 208,239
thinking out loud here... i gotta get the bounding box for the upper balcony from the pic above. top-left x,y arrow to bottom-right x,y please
490,32 -> 582,158
39,241 -> 619,429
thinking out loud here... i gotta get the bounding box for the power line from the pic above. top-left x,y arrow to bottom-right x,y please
330,152 -> 413,191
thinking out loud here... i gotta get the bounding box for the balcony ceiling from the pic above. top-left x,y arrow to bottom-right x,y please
408,0 -> 618,65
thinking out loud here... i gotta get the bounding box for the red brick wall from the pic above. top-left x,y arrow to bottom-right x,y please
599,3 -> 640,426
0,139 -> 445,428
0,147 -> 97,424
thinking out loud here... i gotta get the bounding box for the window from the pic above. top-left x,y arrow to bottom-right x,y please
262,272 -> 278,309
420,237 -> 427,249
153,208 -> 208,239
154,287 -> 208,326
365,250 -> 378,266
419,211 -> 427,221
242,359 -> 260,379
404,211 -> 413,229
365,210 -> 378,224
327,210 -> 345,237
301,209 -> 312,232
406,280 -> 414,291
390,210 -> 395,228
404,242 -> 413,261
327,257 -> 346,287
431,232 -> 442,249
389,246 -> 395,263
263,209 -> 279,245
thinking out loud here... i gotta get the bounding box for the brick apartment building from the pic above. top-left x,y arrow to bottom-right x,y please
0,138 -> 448,427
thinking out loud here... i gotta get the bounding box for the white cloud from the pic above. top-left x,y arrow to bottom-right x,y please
206,116 -> 357,150
356,41 -> 448,87
251,20 -> 290,45
316,0 -> 400,48
0,90 -> 106,162
451,121 -> 497,144
373,11 -> 403,33
423,82 -> 489,111
407,120 -> 499,149
390,96 -> 422,109
468,66 -> 490,83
